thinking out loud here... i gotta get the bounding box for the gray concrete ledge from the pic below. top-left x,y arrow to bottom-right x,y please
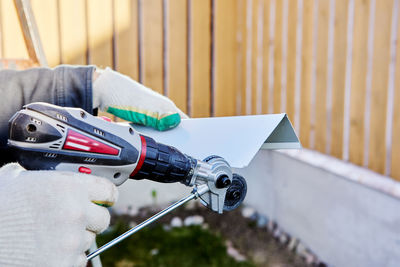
278,149 -> 400,199
236,149 -> 400,267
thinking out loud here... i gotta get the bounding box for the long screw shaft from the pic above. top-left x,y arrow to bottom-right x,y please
87,191 -> 198,260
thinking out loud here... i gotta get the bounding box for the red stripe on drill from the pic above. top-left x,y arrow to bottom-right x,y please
130,135 -> 147,177
63,130 -> 119,155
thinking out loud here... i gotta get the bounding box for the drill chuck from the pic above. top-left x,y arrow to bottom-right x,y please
130,135 -> 195,183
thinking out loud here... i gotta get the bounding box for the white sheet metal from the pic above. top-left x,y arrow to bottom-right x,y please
131,114 -> 300,168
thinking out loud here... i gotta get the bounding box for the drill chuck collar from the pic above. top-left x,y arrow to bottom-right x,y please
129,134 -> 196,184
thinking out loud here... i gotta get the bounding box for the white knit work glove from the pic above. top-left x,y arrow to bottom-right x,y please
0,163 -> 118,267
93,67 -> 188,131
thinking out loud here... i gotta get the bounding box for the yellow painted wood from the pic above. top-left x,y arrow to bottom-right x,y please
214,0 -> 238,116
314,0 -> 329,153
286,0 -> 297,123
299,0 -> 314,148
87,0 -> 113,68
142,0 -> 164,94
114,0 -> 139,80
273,0 -> 283,114
391,13 -> 400,181
0,0 -> 28,59
167,0 -> 187,113
190,0 -> 211,118
58,0 -> 87,65
262,0 -> 270,114
330,0 -> 348,158
30,0 -> 60,66
349,0 -> 369,166
368,0 -> 394,174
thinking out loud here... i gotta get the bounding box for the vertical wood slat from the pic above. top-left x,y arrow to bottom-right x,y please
251,0 -> 259,115
166,0 -> 187,113
243,0 -> 268,115
262,0 -> 270,114
293,0 -> 304,133
0,0 -> 3,58
330,0 -> 349,158
114,0 -> 139,80
254,0 -> 265,114
286,0 -> 298,123
386,0 -> 399,176
214,0 -> 238,116
273,0 -> 283,114
86,0 -> 114,120
280,0 -> 288,113
314,0 -> 330,153
299,0 -> 314,148
141,0 -> 163,94
0,0 -> 28,59
190,0 -> 211,118
368,0 -> 394,173
112,0 -> 140,123
87,0 -> 113,68
392,10 -> 400,181
251,0 -> 266,115
238,0 -> 248,115
30,0 -> 60,66
349,0 -> 370,166
58,0 -> 88,65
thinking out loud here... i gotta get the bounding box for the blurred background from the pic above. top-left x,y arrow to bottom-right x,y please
1,0 -> 400,266
1,0 -> 399,180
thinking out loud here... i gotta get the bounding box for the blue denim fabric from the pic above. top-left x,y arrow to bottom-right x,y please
0,65 -> 95,164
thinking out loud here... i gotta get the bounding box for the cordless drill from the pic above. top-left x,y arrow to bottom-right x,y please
7,102 -> 247,214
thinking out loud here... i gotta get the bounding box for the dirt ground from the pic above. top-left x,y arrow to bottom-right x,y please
110,203 -> 311,267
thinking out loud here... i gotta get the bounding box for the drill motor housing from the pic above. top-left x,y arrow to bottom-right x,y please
8,102 -> 193,186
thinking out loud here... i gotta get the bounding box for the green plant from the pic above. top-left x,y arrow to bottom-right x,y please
151,189 -> 157,206
97,220 -> 255,267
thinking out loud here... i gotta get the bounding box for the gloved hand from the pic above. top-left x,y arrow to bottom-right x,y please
0,163 -> 118,267
93,68 -> 188,131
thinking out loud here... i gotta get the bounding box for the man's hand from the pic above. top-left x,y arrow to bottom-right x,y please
0,163 -> 118,267
93,68 -> 188,131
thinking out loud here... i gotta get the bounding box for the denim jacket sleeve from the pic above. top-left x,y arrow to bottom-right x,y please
0,65 -> 95,164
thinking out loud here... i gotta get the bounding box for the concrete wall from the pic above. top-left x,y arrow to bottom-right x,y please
115,149 -> 400,267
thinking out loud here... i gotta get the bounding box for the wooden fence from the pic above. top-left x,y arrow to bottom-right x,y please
1,0 -> 400,181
